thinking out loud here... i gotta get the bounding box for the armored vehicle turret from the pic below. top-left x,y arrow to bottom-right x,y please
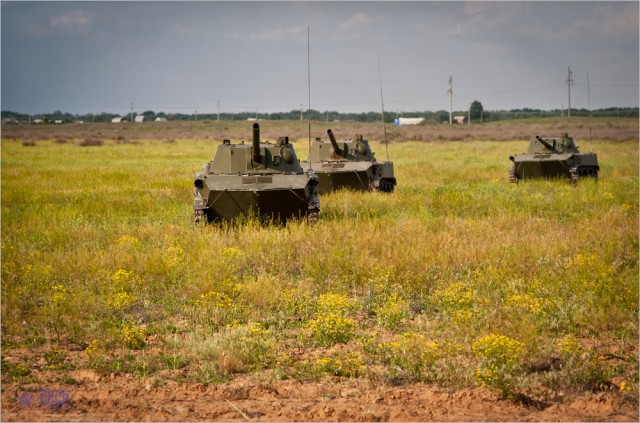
509,133 -> 599,182
193,123 -> 319,223
301,129 -> 396,195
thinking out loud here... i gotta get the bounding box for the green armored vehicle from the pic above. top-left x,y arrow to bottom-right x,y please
193,123 -> 319,223
509,133 -> 599,182
301,129 -> 396,194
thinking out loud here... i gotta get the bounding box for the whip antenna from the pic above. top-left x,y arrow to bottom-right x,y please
307,26 -> 312,170
378,53 -> 390,161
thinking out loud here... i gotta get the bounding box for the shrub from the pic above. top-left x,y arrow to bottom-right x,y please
307,293 -> 357,346
311,351 -> 366,378
280,287 -> 313,320
192,291 -> 247,328
432,281 -> 478,323
364,331 -> 442,382
307,312 -> 356,346
373,293 -> 412,330
556,334 -> 611,391
78,137 -> 103,147
119,321 -> 147,349
185,323 -> 277,377
472,334 -> 525,397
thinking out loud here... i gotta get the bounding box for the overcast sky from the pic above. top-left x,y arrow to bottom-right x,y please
2,1 -> 638,115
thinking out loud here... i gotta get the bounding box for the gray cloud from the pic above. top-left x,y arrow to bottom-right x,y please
587,3 -> 639,36
339,12 -> 374,30
337,12 -> 376,39
50,9 -> 94,35
517,2 -> 639,42
462,1 -> 528,29
229,25 -> 307,43
1,1 -> 637,114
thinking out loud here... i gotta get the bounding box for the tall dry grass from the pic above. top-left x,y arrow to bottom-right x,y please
1,120 -> 637,399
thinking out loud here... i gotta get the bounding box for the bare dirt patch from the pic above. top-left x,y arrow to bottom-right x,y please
2,376 -> 638,422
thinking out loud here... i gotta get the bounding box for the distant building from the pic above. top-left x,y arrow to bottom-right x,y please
111,117 -> 126,123
453,115 -> 467,124
134,115 -> 144,123
154,117 -> 167,122
394,117 -> 425,126
33,119 -> 44,124
54,120 -> 63,124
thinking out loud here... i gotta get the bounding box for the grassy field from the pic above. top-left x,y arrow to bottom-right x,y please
1,118 -> 638,405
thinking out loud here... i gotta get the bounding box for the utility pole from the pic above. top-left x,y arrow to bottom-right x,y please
566,66 -> 573,118
447,75 -> 453,125
217,100 -> 220,121
130,103 -> 133,123
300,104 -> 303,121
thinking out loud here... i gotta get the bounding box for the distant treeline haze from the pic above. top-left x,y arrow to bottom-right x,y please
2,107 -> 638,124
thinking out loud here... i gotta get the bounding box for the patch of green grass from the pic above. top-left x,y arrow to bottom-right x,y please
1,359 -> 33,382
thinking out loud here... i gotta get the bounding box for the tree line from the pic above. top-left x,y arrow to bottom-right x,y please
2,106 -> 638,124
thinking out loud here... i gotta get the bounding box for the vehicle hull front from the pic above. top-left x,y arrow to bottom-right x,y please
512,153 -> 599,180
302,161 -> 372,195
513,158 -> 573,179
195,174 -> 312,222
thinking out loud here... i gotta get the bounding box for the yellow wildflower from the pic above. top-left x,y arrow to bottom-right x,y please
107,291 -> 138,311
115,235 -> 140,245
51,284 -> 69,305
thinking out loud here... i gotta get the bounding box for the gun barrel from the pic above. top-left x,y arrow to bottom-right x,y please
252,123 -> 261,164
535,135 -> 557,152
327,129 -> 342,156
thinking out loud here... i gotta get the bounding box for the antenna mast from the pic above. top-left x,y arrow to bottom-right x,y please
587,70 -> 592,142
566,66 -> 573,118
307,26 -> 312,170
448,75 -> 453,125
377,53 -> 390,161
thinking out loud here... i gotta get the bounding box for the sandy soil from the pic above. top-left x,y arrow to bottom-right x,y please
2,373 -> 638,422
